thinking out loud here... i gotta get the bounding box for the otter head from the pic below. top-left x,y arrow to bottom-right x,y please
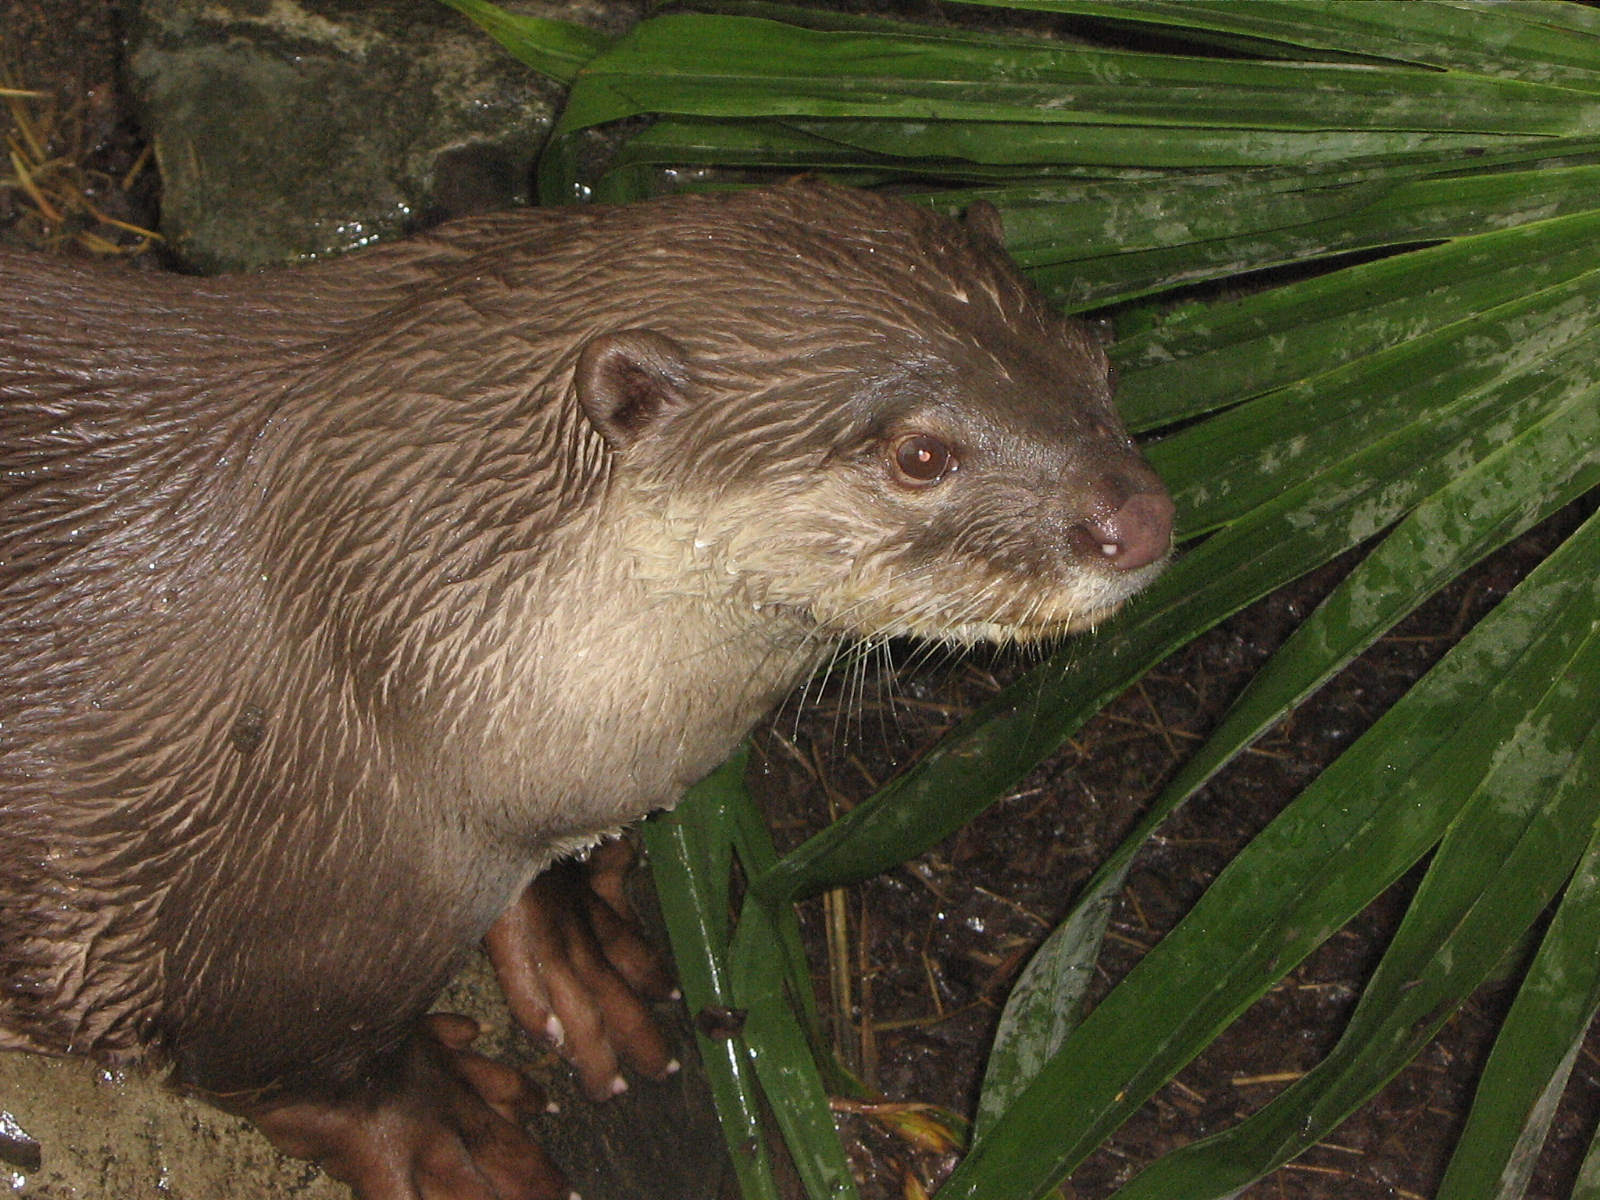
569,183 -> 1173,649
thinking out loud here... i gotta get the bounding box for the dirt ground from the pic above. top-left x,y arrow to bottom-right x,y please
4,2 -> 1600,1199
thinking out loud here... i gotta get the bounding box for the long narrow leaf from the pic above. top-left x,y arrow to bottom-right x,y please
598,117 -> 1175,191
1024,164 -> 1600,310
644,755 -> 784,1200
960,154 -> 1600,266
945,0 -> 1600,88
1155,264 -> 1600,537
540,12 -> 1600,199
976,378 -> 1600,1138
972,860 -> 1126,1139
1575,1115 -> 1600,1200
434,0 -> 610,84
938,508 -> 1600,1200
1108,549 -> 1600,1198
730,899 -> 862,1200
558,16 -> 1598,132
769,118 -> 1535,173
1435,818 -> 1600,1200
1113,205 -> 1600,427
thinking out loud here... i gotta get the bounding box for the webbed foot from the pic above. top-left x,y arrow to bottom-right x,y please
486,839 -> 678,1102
250,1014 -> 570,1200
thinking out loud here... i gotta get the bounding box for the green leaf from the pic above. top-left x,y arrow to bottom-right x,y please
433,0 -> 611,85
1021,164 -> 1600,310
731,896 -> 862,1200
1576,1114 -> 1600,1200
780,118 -> 1535,171
644,754 -> 784,1200
939,507 -> 1600,1200
972,858 -> 1125,1138
976,374 -> 1600,1147
1435,819 -> 1600,1200
725,761 -> 827,1041
1108,519 -> 1600,1199
1153,261 -> 1600,537
540,11 -> 1600,199
924,141 -> 1600,264
647,751 -> 851,1200
560,15 -> 1600,132
1112,205 -> 1600,428
943,0 -> 1600,88
598,118 -> 1171,193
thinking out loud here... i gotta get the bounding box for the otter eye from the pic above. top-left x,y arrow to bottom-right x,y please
891,434 -> 956,485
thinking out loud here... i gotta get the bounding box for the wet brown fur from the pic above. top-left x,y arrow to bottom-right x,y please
0,181 -> 1164,1104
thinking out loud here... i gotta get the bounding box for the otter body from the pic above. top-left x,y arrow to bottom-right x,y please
0,182 -> 1171,1198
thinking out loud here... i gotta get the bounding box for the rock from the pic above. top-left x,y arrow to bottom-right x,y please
128,0 -> 639,273
0,1052 -> 348,1200
4,949 -> 734,1200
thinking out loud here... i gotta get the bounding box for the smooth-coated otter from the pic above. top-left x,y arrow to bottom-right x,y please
0,180 -> 1172,1199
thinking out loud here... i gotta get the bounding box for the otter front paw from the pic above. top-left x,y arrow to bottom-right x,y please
250,1014 -> 569,1200
486,840 -> 679,1102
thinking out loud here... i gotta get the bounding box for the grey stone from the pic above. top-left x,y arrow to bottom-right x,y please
129,0 -> 639,273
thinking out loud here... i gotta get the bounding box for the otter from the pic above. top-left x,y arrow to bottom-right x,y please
0,180 -> 1172,1200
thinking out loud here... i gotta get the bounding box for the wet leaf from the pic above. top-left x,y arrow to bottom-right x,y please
434,0 -> 610,84
975,267 -> 1600,1162
1112,202 -> 1600,427
538,10 -> 1600,199
427,3 -> 1600,1196
1106,513 -> 1600,1199
1434,819 -> 1600,1200
945,0 -> 1600,88
644,753 -> 784,1200
942,509 -> 1600,1200
731,896 -> 862,1200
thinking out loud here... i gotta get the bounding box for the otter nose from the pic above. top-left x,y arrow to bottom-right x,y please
1081,489 -> 1175,571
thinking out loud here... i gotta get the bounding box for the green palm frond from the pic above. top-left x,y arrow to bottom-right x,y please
444,2 -> 1600,1195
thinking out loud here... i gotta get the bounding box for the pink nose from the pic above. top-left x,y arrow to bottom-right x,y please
1081,490 -> 1175,571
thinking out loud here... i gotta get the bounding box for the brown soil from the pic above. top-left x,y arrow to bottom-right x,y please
5,3 -> 1599,1199
0,3 -> 156,257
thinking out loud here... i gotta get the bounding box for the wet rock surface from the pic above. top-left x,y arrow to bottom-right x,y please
0,949 -> 731,1200
129,0 -> 639,272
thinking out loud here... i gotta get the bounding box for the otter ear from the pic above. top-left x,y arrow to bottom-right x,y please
575,329 -> 691,451
962,199 -> 1006,249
